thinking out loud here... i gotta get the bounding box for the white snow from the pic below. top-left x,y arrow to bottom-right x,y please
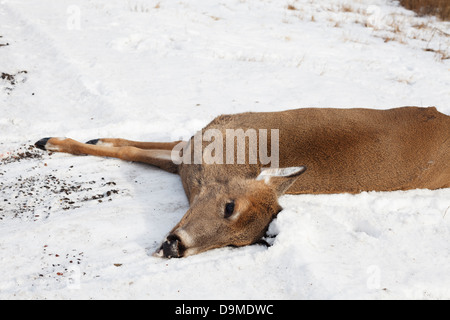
1,0 -> 449,299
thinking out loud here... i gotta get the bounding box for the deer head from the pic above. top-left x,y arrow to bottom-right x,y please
154,166 -> 306,258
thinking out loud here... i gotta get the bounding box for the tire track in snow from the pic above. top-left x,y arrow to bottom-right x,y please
0,2 -> 114,141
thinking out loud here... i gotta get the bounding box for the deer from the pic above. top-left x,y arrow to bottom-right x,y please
35,106 -> 450,258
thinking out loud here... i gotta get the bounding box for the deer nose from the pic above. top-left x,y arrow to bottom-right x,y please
162,234 -> 183,258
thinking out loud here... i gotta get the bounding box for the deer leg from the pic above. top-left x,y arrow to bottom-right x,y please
84,138 -> 183,150
35,137 -> 179,173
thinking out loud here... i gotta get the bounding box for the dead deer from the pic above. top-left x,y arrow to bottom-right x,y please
35,106 -> 450,258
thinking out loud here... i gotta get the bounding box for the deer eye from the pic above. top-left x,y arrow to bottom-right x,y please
224,201 -> 235,219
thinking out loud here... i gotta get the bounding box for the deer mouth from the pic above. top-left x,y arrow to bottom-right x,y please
153,234 -> 185,259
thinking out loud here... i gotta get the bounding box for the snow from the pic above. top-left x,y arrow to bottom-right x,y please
1,0 -> 449,299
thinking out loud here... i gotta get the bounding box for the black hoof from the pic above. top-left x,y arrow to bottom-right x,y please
35,137 -> 51,151
85,139 -> 100,145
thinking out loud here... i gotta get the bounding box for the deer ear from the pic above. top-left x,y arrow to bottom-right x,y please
256,166 -> 307,196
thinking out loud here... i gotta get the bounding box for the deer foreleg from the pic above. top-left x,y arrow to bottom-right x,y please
84,138 -> 183,150
35,137 -> 179,173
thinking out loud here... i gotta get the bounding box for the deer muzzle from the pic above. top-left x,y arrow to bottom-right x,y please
160,234 -> 184,258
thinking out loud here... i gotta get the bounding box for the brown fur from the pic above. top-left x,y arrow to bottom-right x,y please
36,106 -> 450,258
210,106 -> 450,193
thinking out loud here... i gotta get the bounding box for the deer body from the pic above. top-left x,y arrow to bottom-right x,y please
35,106 -> 450,258
190,106 -> 450,195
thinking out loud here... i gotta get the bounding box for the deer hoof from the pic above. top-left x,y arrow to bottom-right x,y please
85,139 -> 114,147
85,139 -> 100,145
34,137 -> 51,151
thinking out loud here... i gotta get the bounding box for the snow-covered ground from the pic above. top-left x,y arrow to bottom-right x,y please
1,0 -> 449,299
